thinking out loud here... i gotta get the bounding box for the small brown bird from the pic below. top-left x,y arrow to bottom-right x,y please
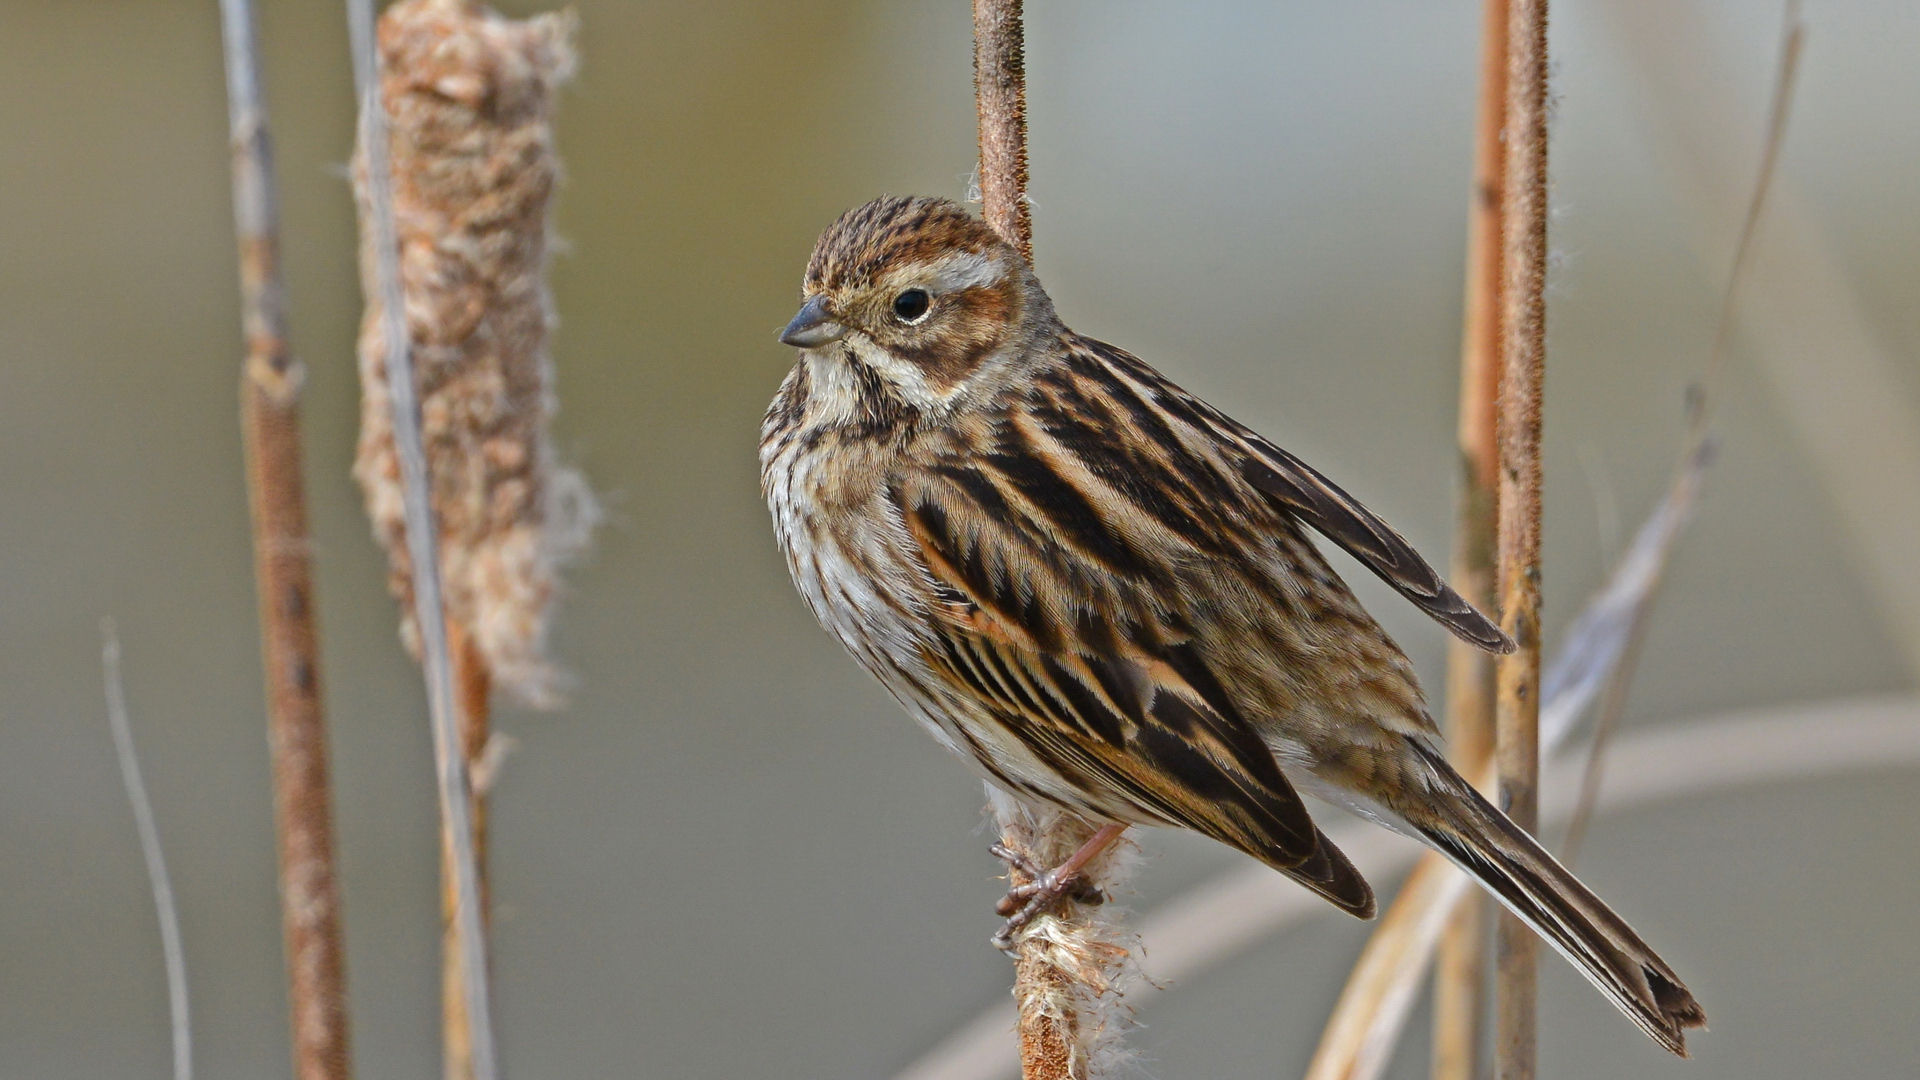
761,195 -> 1705,1054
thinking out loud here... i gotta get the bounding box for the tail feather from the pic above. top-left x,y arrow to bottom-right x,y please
1407,742 -> 1707,1055
1272,827 -> 1376,919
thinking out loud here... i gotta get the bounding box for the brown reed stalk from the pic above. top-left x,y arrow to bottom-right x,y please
974,0 -> 1033,264
1308,4 -> 1515,1073
1494,1 -> 1550,1077
1434,0 -> 1509,1073
349,2 -> 589,1078
972,7 -> 1137,1076
986,792 -> 1138,1080
220,3 -> 354,1077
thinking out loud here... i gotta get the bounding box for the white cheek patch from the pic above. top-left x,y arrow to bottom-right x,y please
846,335 -> 951,404
803,337 -> 961,416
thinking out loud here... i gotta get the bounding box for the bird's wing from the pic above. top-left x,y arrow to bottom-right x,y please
1234,438 -> 1515,654
1071,335 -> 1514,655
892,463 -> 1375,917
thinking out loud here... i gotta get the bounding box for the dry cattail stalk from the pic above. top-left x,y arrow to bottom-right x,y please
986,790 -> 1140,1080
220,0 -> 353,1075
973,0 -> 1033,265
969,4 -> 1140,1076
350,2 -> 592,1078
1494,1 -> 1550,1077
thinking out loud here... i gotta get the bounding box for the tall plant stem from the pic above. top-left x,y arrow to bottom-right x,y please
1435,1 -> 1509,1076
974,6 -> 1068,1068
218,3 -> 354,1078
974,0 -> 1032,262
443,623 -> 492,1080
1494,1 -> 1549,1079
346,2 -> 499,1077
975,9 -> 1127,1078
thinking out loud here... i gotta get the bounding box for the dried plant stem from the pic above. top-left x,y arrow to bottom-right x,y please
973,0 -> 1032,263
346,2 -> 498,1078
973,5 -> 1128,1077
218,3 -> 353,1077
974,5 -> 1135,1077
1434,0 -> 1509,1074
443,622 -> 492,1080
1494,2 -> 1550,1078
101,622 -> 193,1080
987,794 -> 1136,1080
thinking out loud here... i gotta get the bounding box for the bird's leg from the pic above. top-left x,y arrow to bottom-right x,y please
991,823 -> 1128,949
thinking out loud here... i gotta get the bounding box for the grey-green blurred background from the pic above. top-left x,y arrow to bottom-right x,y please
3,0 -> 1915,1077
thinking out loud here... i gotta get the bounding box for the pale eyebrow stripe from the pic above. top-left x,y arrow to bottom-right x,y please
922,251 -> 1005,293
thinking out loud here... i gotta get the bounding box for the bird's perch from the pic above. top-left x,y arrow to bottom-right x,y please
985,792 -> 1139,1080
973,0 -> 1033,265
1494,1 -> 1551,1078
973,5 -> 1137,1076
219,2 -> 354,1076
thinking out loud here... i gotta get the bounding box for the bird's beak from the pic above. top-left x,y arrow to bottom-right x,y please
779,295 -> 847,349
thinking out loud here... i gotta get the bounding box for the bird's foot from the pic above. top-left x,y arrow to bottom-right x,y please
987,825 -> 1128,952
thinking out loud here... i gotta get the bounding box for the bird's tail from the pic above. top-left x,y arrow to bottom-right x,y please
1403,740 -> 1707,1056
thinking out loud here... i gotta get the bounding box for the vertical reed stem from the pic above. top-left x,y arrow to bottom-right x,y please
975,11 -> 1121,1077
443,623 -> 492,1080
1435,1 -> 1509,1077
973,0 -> 1033,262
219,4 -> 354,1078
1494,2 -> 1549,1079
975,4 -> 1064,1069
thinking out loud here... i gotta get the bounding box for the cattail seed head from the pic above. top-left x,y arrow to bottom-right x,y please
353,0 -> 594,708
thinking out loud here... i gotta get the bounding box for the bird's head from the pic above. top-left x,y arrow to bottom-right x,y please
779,195 -> 1057,416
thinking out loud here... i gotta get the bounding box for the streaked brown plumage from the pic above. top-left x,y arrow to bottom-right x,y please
761,195 -> 1705,1053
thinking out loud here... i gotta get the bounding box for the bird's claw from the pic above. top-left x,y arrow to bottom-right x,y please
989,842 -> 1046,880
989,861 -> 1106,953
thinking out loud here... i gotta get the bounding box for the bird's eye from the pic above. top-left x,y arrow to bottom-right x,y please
892,288 -> 932,324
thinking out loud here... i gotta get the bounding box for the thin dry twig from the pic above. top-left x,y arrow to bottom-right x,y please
1493,2 -> 1550,1077
346,3 -> 497,1078
1561,0 -> 1804,865
217,3 -> 353,1076
101,621 -> 192,1080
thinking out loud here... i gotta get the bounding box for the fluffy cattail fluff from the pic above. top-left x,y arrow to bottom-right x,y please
987,787 -> 1142,1080
352,0 -> 595,708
